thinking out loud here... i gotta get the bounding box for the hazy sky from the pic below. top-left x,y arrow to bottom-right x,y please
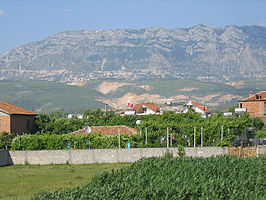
0,0 -> 265,54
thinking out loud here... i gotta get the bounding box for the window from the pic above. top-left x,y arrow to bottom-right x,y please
240,103 -> 242,108
256,95 -> 259,99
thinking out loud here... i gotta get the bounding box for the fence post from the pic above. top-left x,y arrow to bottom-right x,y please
145,127 -> 148,147
228,127 -> 230,135
194,126 -> 196,147
140,130 -> 142,137
118,128 -> 120,149
167,127 -> 169,148
170,133 -> 173,147
221,125 -> 224,144
201,127 -> 203,147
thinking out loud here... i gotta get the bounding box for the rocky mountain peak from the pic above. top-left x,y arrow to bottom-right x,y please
0,25 -> 265,82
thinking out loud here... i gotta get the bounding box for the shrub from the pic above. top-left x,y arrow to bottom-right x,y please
0,131 -> 15,149
177,144 -> 185,157
11,133 -> 138,150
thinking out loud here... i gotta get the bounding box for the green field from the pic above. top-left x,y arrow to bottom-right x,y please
0,79 -> 265,113
33,156 -> 265,200
0,163 -> 130,200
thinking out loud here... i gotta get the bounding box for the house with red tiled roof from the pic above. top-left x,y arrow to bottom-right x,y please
71,125 -> 138,136
183,101 -> 211,118
238,91 -> 266,123
130,103 -> 160,115
0,102 -> 37,134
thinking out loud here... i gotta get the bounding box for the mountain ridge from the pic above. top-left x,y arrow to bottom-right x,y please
0,25 -> 265,82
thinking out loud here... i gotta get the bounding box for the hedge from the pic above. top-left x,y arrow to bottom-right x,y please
10,133 -> 144,150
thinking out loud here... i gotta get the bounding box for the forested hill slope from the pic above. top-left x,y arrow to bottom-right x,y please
0,25 -> 265,82
0,79 -> 265,113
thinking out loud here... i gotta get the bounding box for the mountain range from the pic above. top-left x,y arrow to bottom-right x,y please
0,25 -> 265,82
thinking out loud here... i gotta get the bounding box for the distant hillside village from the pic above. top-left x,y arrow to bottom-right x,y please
0,91 -> 265,135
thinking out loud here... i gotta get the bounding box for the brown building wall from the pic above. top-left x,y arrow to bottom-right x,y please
10,115 -> 36,134
0,115 -> 11,133
239,101 -> 265,117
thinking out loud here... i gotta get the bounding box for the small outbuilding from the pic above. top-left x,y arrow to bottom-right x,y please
0,102 -> 37,134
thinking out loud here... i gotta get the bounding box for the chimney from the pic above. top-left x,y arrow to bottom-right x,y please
249,91 -> 253,97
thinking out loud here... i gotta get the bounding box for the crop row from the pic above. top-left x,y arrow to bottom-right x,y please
33,156 -> 265,200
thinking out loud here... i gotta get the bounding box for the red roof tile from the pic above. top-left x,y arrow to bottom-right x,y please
191,101 -> 210,113
241,91 -> 266,101
71,125 -> 138,136
0,102 -> 37,115
131,104 -> 160,113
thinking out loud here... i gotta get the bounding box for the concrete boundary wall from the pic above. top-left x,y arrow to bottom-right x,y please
7,147 -> 228,165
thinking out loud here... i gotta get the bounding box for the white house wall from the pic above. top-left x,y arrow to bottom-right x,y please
193,106 -> 205,114
144,108 -> 155,115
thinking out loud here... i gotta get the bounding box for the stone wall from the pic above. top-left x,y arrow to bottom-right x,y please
257,145 -> 266,155
1,146 -> 264,166
8,147 -> 227,165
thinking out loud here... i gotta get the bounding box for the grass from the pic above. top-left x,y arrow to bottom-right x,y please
0,163 -> 131,200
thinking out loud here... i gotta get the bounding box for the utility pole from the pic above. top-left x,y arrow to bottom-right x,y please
167,127 -> 169,148
145,128 -> 148,147
118,128 -> 120,149
194,126 -> 196,147
201,127 -> 203,147
221,125 -> 224,144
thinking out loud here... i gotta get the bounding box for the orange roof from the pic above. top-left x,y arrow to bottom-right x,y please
191,101 -> 210,113
131,104 -> 160,113
71,125 -> 138,136
0,102 -> 37,115
241,91 -> 266,101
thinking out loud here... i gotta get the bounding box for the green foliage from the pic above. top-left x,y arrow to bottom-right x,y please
177,145 -> 185,157
0,131 -> 15,149
16,109 -> 264,150
163,148 -> 173,158
32,156 -> 265,200
35,113 -> 85,135
11,133 -> 139,150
